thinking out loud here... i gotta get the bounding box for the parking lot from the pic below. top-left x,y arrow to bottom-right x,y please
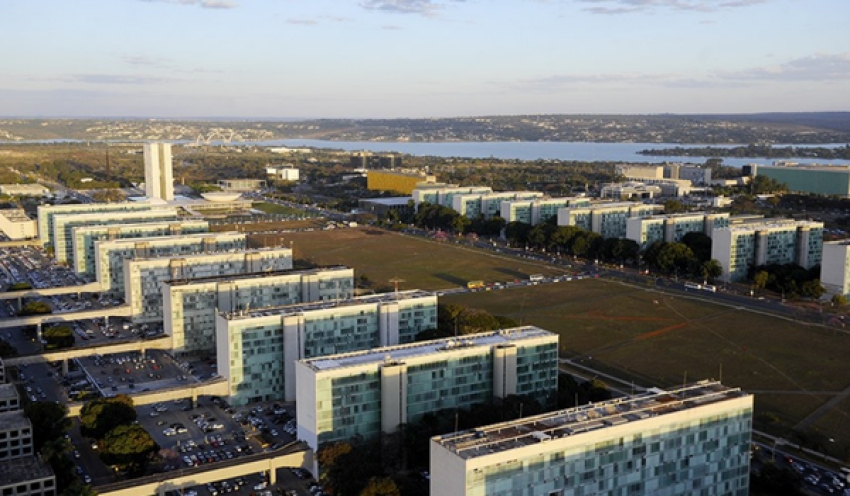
73,349 -> 191,399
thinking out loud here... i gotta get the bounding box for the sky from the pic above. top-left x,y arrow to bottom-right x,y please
2,0 -> 849,118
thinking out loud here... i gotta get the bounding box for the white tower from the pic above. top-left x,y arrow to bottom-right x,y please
143,142 -> 174,202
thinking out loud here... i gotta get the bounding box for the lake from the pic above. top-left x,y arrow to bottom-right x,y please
257,139 -> 850,167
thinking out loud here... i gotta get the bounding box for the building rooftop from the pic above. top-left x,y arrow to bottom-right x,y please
434,381 -> 749,460
223,289 -> 434,321
0,209 -> 32,222
98,230 -> 243,248
0,383 -> 19,402
718,218 -> 823,233
129,246 -> 290,264
164,265 -> 351,287
302,326 -> 555,372
0,410 -> 31,431
0,455 -> 54,486
359,197 -> 413,206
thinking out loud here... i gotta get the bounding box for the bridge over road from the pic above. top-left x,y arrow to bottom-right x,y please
95,443 -> 312,496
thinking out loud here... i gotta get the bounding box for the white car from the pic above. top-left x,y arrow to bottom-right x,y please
163,428 -> 177,436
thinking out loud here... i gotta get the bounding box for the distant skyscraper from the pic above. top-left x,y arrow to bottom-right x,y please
144,142 -> 174,201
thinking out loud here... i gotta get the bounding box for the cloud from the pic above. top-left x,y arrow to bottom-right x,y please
576,0 -> 767,14
139,0 -> 237,9
717,53 -> 850,81
286,19 -> 319,25
382,24 -> 404,30
361,0 -> 462,16
516,72 -> 671,88
68,74 -> 175,85
121,55 -> 174,68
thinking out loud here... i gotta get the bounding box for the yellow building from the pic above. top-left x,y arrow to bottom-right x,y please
367,170 -> 436,195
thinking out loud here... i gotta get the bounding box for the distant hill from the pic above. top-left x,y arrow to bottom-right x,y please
1,113 -> 849,144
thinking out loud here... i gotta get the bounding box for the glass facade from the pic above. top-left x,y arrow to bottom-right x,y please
468,410 -> 752,496
316,373 -> 382,446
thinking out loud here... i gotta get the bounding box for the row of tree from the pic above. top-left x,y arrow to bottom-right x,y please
80,395 -> 159,476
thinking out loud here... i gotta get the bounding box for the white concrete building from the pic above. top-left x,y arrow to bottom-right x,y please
500,197 -> 591,226
430,381 -> 752,496
0,383 -> 20,413
0,411 -> 33,461
125,246 -> 291,323
625,212 -> 730,249
452,191 -> 544,219
821,241 -> 850,297
266,167 -> 300,181
217,290 -> 438,405
95,231 -> 245,294
296,326 -> 559,452
37,202 -> 154,248
71,219 -> 210,277
0,184 -> 50,197
143,142 -> 175,201
711,219 -> 823,282
0,457 -> 56,496
557,202 -> 663,240
162,266 -> 355,356
0,209 -> 37,240
52,208 -> 181,265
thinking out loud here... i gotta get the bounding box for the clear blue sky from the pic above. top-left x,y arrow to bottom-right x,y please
2,0 -> 848,118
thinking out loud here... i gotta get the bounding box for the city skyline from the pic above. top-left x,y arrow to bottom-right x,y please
2,0 -> 849,118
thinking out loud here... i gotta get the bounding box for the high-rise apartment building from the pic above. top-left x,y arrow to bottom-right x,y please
296,326 -> 559,451
72,219 -> 210,277
412,185 -> 493,210
217,291 -> 438,405
143,142 -> 175,201
711,219 -> 823,282
430,381 -> 752,496
162,266 -> 355,356
124,246 -> 292,323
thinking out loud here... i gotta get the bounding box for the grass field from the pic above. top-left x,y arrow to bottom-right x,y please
279,227 -> 566,290
277,227 -> 850,459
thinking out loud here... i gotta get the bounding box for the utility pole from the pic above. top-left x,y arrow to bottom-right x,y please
389,277 -> 405,298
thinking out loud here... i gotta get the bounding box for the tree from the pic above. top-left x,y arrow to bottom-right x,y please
663,199 -> 683,214
682,232 -> 712,263
831,294 -> 848,307
18,300 -> 52,316
80,395 -> 137,440
0,339 -> 17,358
655,242 -> 695,276
799,279 -> 824,299
700,259 -> 723,283
451,214 -> 470,235
25,401 -> 71,452
753,270 -> 769,291
43,325 -> 75,350
7,281 -> 32,291
504,221 -> 532,247
360,477 -> 400,496
100,423 -> 159,475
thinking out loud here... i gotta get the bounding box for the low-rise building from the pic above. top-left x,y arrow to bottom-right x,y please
216,179 -> 267,191
217,291 -> 438,405
296,326 -> 559,451
125,246 -> 292,323
0,384 -> 20,413
0,210 -> 37,240
163,266 -> 355,356
0,411 -> 33,461
367,170 -> 435,195
266,167 -> 300,182
0,456 -> 56,496
748,163 -> 850,197
72,219 -> 210,277
431,381 -> 752,496
712,219 -> 823,282
0,184 -> 50,197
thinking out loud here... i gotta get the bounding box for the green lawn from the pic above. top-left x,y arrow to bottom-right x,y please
280,227 -> 850,459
